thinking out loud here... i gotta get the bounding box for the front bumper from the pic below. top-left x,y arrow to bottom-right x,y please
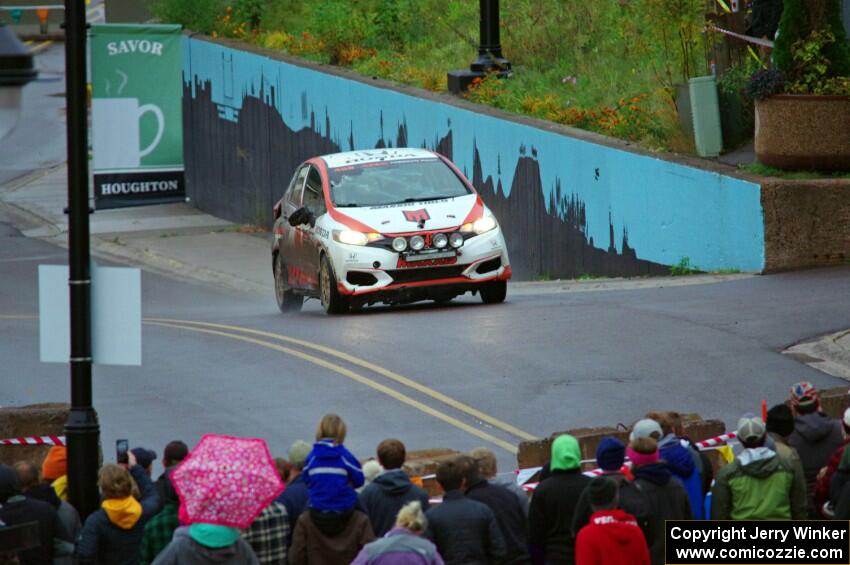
327,228 -> 512,298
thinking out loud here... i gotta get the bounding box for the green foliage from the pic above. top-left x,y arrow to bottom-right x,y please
784,30 -> 850,95
150,0 -> 223,34
745,68 -> 785,100
718,58 -> 761,97
773,0 -> 850,79
738,162 -> 850,179
670,256 -> 700,276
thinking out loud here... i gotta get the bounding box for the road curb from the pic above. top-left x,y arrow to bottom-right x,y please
784,329 -> 850,381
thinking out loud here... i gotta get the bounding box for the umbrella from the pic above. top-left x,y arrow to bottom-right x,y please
171,434 -> 285,529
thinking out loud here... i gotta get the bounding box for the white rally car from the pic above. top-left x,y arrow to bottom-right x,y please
271,148 -> 512,314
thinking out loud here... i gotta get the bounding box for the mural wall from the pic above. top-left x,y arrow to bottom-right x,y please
182,36 -> 765,279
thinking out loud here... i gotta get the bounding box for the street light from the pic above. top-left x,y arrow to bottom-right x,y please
447,0 -> 512,94
0,22 -> 37,140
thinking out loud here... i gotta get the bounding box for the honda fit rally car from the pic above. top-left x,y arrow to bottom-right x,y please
271,148 -> 512,314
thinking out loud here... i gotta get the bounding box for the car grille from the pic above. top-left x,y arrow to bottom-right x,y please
476,257 -> 502,274
386,265 -> 467,284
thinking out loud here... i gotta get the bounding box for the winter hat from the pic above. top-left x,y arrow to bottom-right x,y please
790,382 -> 819,411
41,446 -> 68,481
766,404 -> 795,438
737,414 -> 767,445
362,460 -> 384,484
131,447 -> 157,469
550,434 -> 581,471
596,437 -> 626,471
588,476 -> 618,508
288,440 -> 311,471
189,523 -> 241,548
629,419 -> 663,442
627,437 -> 659,467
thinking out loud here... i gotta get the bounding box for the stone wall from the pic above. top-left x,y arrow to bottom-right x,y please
762,179 -> 850,272
0,403 -> 68,468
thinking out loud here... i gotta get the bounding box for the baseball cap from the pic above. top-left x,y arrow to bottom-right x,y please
630,418 -> 663,442
131,447 -> 157,469
737,415 -> 766,443
288,440 -> 311,470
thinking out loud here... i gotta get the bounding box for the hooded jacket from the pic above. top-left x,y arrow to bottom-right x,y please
351,528 -> 445,565
574,509 -> 651,565
24,482 -> 82,564
303,440 -> 364,512
528,435 -> 590,565
814,437 -> 850,515
150,526 -> 259,564
465,478 -> 529,564
359,469 -> 430,537
711,446 -> 806,521
632,464 -> 691,565
289,508 -> 375,565
77,465 -> 161,565
658,436 -> 703,520
425,490 -> 506,565
571,471 -> 654,545
789,412 -> 844,491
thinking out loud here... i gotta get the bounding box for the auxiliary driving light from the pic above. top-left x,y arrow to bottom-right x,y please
433,233 -> 448,249
410,235 -> 425,251
392,237 -> 408,252
449,232 -> 464,248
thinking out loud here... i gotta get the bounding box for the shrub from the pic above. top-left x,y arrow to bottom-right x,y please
150,0 -> 223,34
746,68 -> 785,100
772,0 -> 850,79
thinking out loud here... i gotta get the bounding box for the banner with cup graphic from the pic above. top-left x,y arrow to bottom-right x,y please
91,24 -> 185,209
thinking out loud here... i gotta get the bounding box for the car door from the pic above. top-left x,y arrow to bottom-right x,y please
299,165 -> 327,286
280,165 -> 309,288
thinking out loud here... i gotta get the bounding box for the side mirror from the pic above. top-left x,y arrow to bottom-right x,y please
288,206 -> 315,227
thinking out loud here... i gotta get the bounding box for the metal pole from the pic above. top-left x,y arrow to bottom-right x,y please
470,0 -> 510,73
64,0 -> 99,520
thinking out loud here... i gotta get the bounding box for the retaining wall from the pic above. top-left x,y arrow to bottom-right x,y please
181,34 -> 767,280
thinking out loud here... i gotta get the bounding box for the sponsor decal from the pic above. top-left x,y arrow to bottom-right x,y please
403,208 -> 430,224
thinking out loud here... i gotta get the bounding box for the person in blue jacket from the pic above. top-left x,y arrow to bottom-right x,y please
645,412 -> 704,519
303,413 -> 364,513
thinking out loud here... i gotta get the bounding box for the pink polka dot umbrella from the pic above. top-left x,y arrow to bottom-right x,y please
171,434 -> 285,529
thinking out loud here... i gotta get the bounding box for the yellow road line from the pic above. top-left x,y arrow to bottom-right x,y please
30,40 -> 52,55
149,320 -> 519,454
147,318 -> 537,441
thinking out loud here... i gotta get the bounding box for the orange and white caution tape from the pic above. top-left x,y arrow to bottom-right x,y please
0,435 -> 65,446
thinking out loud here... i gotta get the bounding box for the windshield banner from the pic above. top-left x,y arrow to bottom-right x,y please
90,24 -> 185,209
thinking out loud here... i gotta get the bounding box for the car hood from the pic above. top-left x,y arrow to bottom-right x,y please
334,194 -> 480,233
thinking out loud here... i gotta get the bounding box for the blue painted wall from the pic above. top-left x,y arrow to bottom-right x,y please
183,36 -> 765,276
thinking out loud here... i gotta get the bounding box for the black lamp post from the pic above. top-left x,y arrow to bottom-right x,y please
447,0 -> 511,94
0,22 -> 37,140
63,0 -> 100,520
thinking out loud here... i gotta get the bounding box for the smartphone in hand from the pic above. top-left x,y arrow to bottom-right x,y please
116,439 -> 129,464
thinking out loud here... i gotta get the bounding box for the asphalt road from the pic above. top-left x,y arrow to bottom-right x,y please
3,205 -> 850,474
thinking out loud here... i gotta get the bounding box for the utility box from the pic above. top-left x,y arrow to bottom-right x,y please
688,75 -> 723,158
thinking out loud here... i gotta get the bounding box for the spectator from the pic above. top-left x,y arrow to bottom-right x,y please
361,461 -> 385,490
645,412 -> 703,519
274,457 -> 293,489
572,438 -> 653,544
630,437 -> 691,565
766,404 -> 802,459
352,501 -> 444,565
788,382 -> 844,516
469,447 -> 529,516
810,406 -> 850,517
13,461 -> 79,565
303,414 -> 364,513
359,439 -> 429,537
132,448 -> 157,477
289,505 -> 374,565
629,419 -> 662,443
668,411 -> 714,497
712,415 -> 806,520
77,451 -> 161,565
41,446 -> 68,502
277,440 -> 311,547
242,500 -> 289,565
425,456 -> 505,565
155,441 -> 188,504
140,469 -> 180,565
0,463 -> 73,564
528,434 -> 589,565
463,455 -> 529,564
151,523 -> 259,564
575,477 -> 650,565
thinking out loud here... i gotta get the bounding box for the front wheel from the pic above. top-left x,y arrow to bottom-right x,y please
319,255 -> 349,314
274,254 -> 303,313
480,280 -> 507,304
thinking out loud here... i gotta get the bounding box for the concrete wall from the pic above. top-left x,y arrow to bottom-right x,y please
182,35 -> 766,280
762,179 -> 850,272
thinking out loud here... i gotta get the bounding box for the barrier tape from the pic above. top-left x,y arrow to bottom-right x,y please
0,435 -> 65,446
707,25 -> 775,48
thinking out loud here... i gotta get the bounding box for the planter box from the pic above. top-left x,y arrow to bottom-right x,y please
755,95 -> 850,171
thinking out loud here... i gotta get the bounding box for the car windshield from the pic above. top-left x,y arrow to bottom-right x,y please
328,158 -> 472,207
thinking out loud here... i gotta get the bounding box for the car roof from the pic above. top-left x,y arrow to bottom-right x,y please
319,148 -> 438,169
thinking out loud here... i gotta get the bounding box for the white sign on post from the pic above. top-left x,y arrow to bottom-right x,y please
39,264 -> 142,366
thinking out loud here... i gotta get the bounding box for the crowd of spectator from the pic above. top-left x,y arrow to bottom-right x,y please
2,381 -> 850,564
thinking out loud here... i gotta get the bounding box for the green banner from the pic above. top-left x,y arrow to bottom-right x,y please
90,24 -> 184,209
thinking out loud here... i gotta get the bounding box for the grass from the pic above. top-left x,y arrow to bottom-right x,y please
670,256 -> 700,276
738,162 -> 850,179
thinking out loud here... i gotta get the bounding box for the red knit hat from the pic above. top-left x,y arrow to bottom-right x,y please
41,446 -> 67,481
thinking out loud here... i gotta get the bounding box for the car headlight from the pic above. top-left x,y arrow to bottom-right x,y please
433,233 -> 448,249
409,235 -> 425,251
449,232 -> 464,248
392,237 -> 408,252
472,216 -> 497,235
333,230 -> 382,246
